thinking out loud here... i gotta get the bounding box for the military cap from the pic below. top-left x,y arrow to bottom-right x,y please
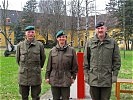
56,30 -> 66,38
25,26 -> 35,31
95,22 -> 105,28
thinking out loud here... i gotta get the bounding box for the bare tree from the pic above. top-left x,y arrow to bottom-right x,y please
106,0 -> 133,50
38,0 -> 66,43
84,0 -> 95,46
68,0 -> 77,46
68,0 -> 85,49
0,0 -> 8,50
21,0 -> 38,28
38,0 -> 52,44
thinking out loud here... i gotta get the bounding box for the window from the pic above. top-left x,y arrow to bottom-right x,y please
6,18 -> 11,23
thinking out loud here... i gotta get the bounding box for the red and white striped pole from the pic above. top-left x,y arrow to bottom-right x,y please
77,52 -> 85,99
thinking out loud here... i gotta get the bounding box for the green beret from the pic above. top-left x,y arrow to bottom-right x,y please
25,26 -> 35,31
95,22 -> 105,28
56,30 -> 66,38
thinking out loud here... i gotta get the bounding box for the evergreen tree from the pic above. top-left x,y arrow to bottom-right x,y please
14,25 -> 25,44
106,0 -> 133,50
21,0 -> 38,29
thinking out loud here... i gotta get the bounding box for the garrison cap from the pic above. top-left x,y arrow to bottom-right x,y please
95,22 -> 105,28
56,30 -> 66,38
25,26 -> 35,31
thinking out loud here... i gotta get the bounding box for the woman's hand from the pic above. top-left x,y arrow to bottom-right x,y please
71,77 -> 75,84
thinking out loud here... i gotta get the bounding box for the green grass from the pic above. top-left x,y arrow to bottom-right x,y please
118,51 -> 133,79
0,49 -> 133,100
110,50 -> 133,100
0,49 -> 51,100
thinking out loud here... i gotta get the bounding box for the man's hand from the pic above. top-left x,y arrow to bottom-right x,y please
112,76 -> 117,83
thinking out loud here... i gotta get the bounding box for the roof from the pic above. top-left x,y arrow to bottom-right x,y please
0,9 -> 22,25
0,9 -> 118,30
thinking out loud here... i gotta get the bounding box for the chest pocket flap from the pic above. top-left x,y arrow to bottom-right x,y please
51,52 -> 58,63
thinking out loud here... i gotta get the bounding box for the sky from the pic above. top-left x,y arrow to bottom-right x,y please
0,0 -> 110,13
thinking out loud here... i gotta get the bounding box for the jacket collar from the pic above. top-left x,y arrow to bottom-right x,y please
25,39 -> 36,45
92,33 -> 111,43
56,44 -> 68,51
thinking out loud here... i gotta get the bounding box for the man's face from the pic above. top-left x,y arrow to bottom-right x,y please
96,26 -> 107,37
57,35 -> 67,45
25,30 -> 35,40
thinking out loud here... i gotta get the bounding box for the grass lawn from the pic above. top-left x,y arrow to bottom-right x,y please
0,49 -> 51,100
110,50 -> 133,100
0,49 -> 133,100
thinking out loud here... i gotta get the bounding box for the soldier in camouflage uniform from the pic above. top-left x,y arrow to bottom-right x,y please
84,22 -> 121,100
16,26 -> 46,100
45,30 -> 78,100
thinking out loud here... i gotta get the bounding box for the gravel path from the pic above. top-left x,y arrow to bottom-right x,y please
40,83 -> 92,100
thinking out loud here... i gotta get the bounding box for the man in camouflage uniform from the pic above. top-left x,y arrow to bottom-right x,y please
16,26 -> 46,100
45,30 -> 78,100
84,22 -> 121,100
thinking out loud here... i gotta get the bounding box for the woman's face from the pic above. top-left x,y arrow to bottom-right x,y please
57,35 -> 67,46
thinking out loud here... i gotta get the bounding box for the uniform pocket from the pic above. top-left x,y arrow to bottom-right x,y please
51,53 -> 58,64
64,72 -> 72,85
49,71 -> 57,85
63,54 -> 73,65
104,45 -> 114,50
20,51 -> 27,61
90,44 -> 98,59
32,51 -> 40,61
90,44 -> 97,49
64,54 -> 73,58
66,72 -> 71,78
31,67 -> 41,78
89,68 -> 98,84
103,44 -> 114,61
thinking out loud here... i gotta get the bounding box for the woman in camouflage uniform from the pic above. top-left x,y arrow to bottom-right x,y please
45,30 -> 78,100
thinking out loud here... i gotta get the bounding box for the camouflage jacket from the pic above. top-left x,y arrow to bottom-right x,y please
84,34 -> 121,87
45,44 -> 78,87
16,39 -> 46,86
